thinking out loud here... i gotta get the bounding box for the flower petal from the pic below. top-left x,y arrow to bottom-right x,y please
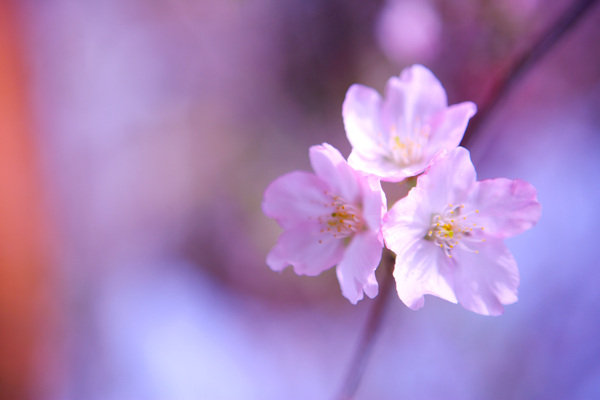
417,147 -> 476,211
382,65 -> 447,133
262,171 -> 331,229
425,101 -> 477,160
335,231 -> 383,304
348,152 -> 415,182
383,186 -> 456,308
266,223 -> 344,276
344,66 -> 472,183
309,143 -> 360,203
452,239 -> 519,316
469,178 -> 542,238
342,84 -> 386,161
393,239 -> 457,310
382,186 -> 431,250
360,175 -> 387,233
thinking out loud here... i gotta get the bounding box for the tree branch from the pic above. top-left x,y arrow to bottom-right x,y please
461,0 -> 599,148
336,251 -> 395,400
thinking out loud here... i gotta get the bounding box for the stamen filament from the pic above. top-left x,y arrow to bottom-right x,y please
425,204 -> 485,257
317,194 -> 364,243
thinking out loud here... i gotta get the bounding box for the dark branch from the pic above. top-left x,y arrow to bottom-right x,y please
461,0 -> 599,148
336,251 -> 395,400
336,1 -> 599,398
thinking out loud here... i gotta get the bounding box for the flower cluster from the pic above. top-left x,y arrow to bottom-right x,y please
263,65 -> 541,315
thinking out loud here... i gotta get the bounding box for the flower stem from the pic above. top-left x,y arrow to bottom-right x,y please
335,251 -> 395,400
335,1 -> 598,397
461,0 -> 599,148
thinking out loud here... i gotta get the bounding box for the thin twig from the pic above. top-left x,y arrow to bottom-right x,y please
336,251 -> 395,400
461,0 -> 599,149
335,1 -> 599,398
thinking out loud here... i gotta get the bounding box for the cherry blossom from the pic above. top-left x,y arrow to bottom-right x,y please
342,64 -> 476,182
263,143 -> 387,304
382,147 -> 541,315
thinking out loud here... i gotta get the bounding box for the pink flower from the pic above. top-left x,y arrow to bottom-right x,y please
342,65 -> 477,182
263,143 -> 387,304
382,147 -> 541,315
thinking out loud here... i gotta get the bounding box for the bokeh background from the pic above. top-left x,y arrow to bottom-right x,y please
1,0 -> 599,399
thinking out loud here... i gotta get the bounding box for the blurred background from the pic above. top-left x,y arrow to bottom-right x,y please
1,0 -> 599,399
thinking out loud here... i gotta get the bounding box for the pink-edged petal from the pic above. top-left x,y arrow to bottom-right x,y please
382,65 -> 447,133
425,101 -> 477,159
452,239 -> 519,316
347,151 -> 405,182
342,84 -> 387,160
382,186 -> 431,249
395,159 -> 432,180
262,171 -> 330,229
393,239 -> 457,310
383,183 -> 457,309
348,151 -> 431,183
266,223 -> 344,276
417,147 -> 476,211
309,143 -> 359,203
335,231 -> 383,304
360,175 -> 387,232
345,66 -> 472,182
468,178 -> 542,239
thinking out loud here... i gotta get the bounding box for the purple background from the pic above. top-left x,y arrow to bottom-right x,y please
12,0 -> 600,398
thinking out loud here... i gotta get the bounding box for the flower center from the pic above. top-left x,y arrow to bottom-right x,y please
317,194 -> 364,242
388,118 -> 431,166
426,204 -> 485,257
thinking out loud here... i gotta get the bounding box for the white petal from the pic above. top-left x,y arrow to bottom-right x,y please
309,143 -> 359,203
425,101 -> 477,159
382,65 -> 447,133
417,147 -> 476,211
382,185 -> 431,252
267,223 -> 345,276
262,171 -> 330,229
335,231 -> 383,304
360,175 -> 387,233
343,84 -> 387,161
468,178 -> 542,238
393,239 -> 457,309
452,239 -> 519,316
